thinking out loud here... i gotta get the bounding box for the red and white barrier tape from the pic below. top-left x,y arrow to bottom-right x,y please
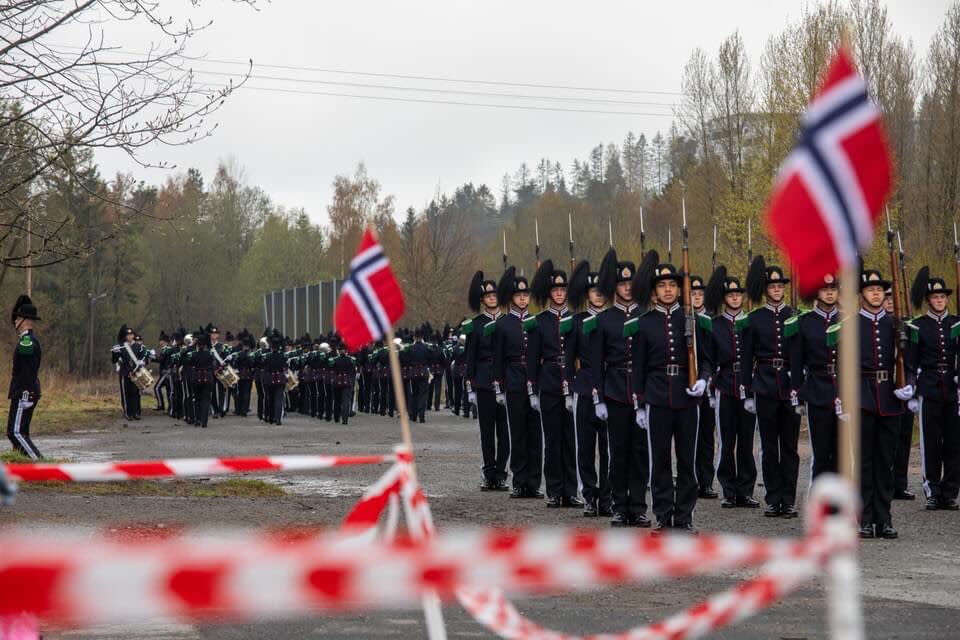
4,451 -> 406,483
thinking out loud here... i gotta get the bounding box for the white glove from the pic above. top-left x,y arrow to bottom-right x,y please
744,398 -> 757,415
594,402 -> 608,421
564,395 -> 574,412
790,390 -> 799,407
907,398 -> 920,414
495,393 -> 506,406
894,385 -> 914,401
18,391 -> 34,410
635,406 -> 648,430
529,394 -> 540,412
467,391 -> 477,405
686,379 -> 707,397
708,394 -> 716,408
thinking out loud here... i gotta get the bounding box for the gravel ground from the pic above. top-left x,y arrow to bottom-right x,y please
5,404 -> 959,639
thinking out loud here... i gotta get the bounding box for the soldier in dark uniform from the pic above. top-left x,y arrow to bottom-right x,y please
907,267 -> 960,510
356,345 -> 369,413
7,295 -> 42,459
465,272 -> 509,491
858,269 -> 915,539
589,249 -> 647,527
494,267 -> 543,499
331,339 -> 356,425
528,260 -> 580,508
263,331 -> 289,425
191,330 -> 215,428
169,330 -> 184,419
789,273 -> 841,482
690,275 -> 719,499
408,327 -> 432,423
742,256 -> 798,516
450,334 -> 468,417
111,325 -> 141,420
253,332 -> 269,421
375,341 -> 393,417
632,253 -> 711,533
704,266 -> 758,512
566,260 -> 612,517
209,325 -> 229,418
153,331 -> 172,413
233,330 -> 255,417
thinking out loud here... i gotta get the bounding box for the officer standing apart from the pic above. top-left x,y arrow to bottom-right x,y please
529,260 -> 581,508
7,295 -> 42,460
743,256 -> 800,517
633,253 -> 710,533
589,249 -> 648,527
906,267 -> 960,511
465,272 -> 509,491
858,269 -> 915,539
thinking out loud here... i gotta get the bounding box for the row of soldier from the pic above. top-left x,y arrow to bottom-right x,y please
463,249 -> 958,538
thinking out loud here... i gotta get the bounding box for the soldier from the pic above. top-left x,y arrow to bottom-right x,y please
181,332 -> 196,425
7,295 -> 42,460
111,325 -> 141,421
356,344 -> 370,413
168,330 -> 184,419
690,275 -> 718,499
789,273 -> 841,482
632,252 -> 710,533
450,333 -> 468,417
465,271 -> 509,491
408,326 -> 432,423
253,332 -> 269,421
331,339 -> 357,425
704,266 -> 757,512
494,267 -> 542,499
907,268 -> 960,510
153,331 -> 172,413
566,260 -> 612,517
191,330 -> 215,429
742,256 -> 799,516
263,331 -> 289,425
209,325 -> 229,418
234,330 -> 255,417
529,260 -> 580,508
430,332 -> 446,412
589,249 -> 647,527
375,341 -> 393,417
858,269 -> 915,539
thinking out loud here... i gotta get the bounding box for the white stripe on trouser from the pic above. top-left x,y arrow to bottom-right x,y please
713,390 -> 722,473
643,404 -> 653,489
118,376 -> 128,418
572,393 -> 583,498
502,393 -> 513,476
918,396 -> 930,498
13,394 -> 38,460
691,403 -> 700,487
806,402 -> 815,497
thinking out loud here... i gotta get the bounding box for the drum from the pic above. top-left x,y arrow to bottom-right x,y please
285,369 -> 300,391
215,364 -> 240,388
130,366 -> 155,392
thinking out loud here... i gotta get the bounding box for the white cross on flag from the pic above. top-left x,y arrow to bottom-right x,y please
765,46 -> 893,295
335,227 -> 405,351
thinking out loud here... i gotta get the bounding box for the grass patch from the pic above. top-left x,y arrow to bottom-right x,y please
1,451 -> 69,463
25,478 -> 285,498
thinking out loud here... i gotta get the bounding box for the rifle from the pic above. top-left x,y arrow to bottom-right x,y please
534,219 -> 541,269
955,222 -> 960,315
897,229 -> 912,317
747,219 -> 753,312
885,208 -> 907,388
668,226 -> 673,264
502,230 -> 507,271
568,213 -> 575,272
608,217 -> 613,248
712,224 -> 717,272
681,198 -> 698,388
640,205 -> 646,259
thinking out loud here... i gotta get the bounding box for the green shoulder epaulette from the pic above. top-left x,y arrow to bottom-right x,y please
907,321 -> 920,344
461,318 -> 474,335
951,321 -> 960,340
826,322 -> 842,347
783,313 -> 801,338
697,314 -> 713,332
735,313 -> 751,332
16,334 -> 32,355
483,320 -> 497,337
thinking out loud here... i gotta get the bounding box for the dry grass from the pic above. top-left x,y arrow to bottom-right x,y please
29,372 -> 120,435
23,478 -> 286,498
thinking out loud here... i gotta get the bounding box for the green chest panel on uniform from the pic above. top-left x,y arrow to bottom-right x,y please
623,317 -> 639,338
483,321 -> 497,337
522,316 -> 537,332
559,315 -> 573,335
826,322 -> 842,347
582,315 -> 598,335
697,314 -> 713,332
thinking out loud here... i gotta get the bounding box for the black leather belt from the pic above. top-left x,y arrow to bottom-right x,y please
506,357 -> 526,365
656,365 -> 687,376
862,370 -> 891,383
812,364 -> 837,375
932,364 -> 953,375
544,357 -> 565,365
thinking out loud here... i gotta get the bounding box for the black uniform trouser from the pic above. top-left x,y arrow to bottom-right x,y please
255,379 -> 265,420
118,374 -> 140,419
153,371 -> 170,411
757,395 -> 800,507
506,390 -> 542,492
432,375 -> 442,411
334,386 -> 353,424
171,375 -> 183,418
7,395 -> 40,459
894,411 -> 914,492
411,378 -> 429,421
194,382 -> 212,428
265,383 -> 285,424
183,377 -> 195,423
607,400 -> 648,518
237,379 -> 252,416
861,411 -> 898,526
324,383 -> 334,420
696,393 -> 715,490
648,404 -> 697,526
574,393 -> 610,509
452,376 -> 464,414
444,370 -> 453,407
357,373 -> 367,412
476,389 -> 509,483
918,397 -> 960,500
716,393 -> 757,499
807,404 -> 839,481
213,381 -> 227,417
541,392 -> 577,499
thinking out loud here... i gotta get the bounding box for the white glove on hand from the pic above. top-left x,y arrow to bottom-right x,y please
894,385 -> 914,401
467,391 -> 477,405
495,393 -> 506,407
907,398 -> 920,414
790,390 -> 799,407
564,395 -> 574,412
635,406 -> 648,430
529,394 -> 540,412
594,402 -> 608,421
708,394 -> 716,408
744,398 -> 757,415
686,379 -> 707,397
18,391 -> 34,410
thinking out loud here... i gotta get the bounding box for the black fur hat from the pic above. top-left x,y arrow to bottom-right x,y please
497,266 -> 530,304
531,259 -> 559,307
468,271 -> 484,313
632,250 -> 661,306
117,324 -> 134,344
746,255 -> 767,304
11,294 -> 38,324
911,266 -> 952,309
705,266 -> 728,315
567,260 -> 591,310
597,248 -> 619,298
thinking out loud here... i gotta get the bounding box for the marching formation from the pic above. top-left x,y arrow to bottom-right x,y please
461,242 -> 960,539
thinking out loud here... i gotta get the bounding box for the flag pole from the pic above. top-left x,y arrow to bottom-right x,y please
838,264 -> 860,487
384,326 -> 414,456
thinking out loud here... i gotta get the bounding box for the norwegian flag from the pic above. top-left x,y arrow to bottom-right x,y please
335,227 -> 405,351
765,46 -> 893,295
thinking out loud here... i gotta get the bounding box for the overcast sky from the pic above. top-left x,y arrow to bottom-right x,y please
96,0 -> 952,224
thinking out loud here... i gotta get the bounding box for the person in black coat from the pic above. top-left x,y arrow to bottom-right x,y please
7,295 -> 42,459
262,331 -> 289,425
494,267 -> 542,499
331,340 -> 357,425
565,260 -> 612,517
588,249 -> 647,527
407,328 -> 432,423
111,324 -> 141,420
190,330 -> 215,429
465,272 -> 509,491
906,267 -> 960,511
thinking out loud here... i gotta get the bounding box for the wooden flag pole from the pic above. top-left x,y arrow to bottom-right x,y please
384,326 -> 414,465
838,263 -> 860,488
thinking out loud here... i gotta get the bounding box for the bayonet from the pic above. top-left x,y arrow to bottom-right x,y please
535,219 -> 541,269
712,224 -> 717,272
955,222 -> 960,315
608,217 -> 613,248
747,219 -> 753,312
640,205 -> 646,259
668,226 -> 673,264
568,212 -> 575,272
502,230 -> 507,271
